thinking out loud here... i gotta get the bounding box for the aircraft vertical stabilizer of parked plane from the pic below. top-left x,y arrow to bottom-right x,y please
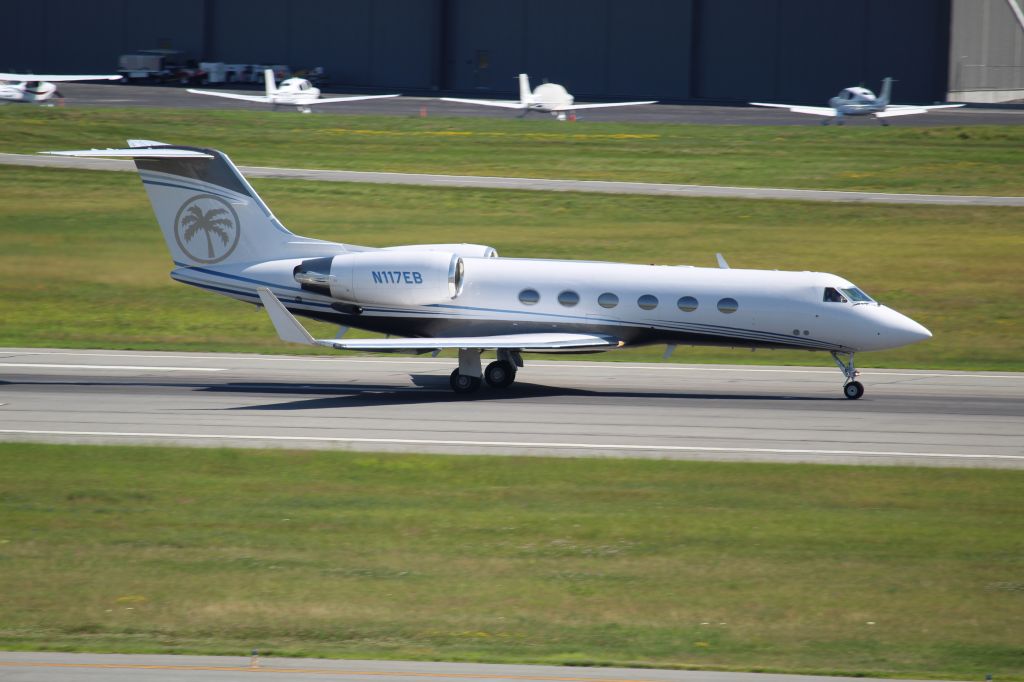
41,141 -> 932,399
0,72 -> 121,104
751,77 -> 964,125
187,69 -> 400,113
442,73 -> 657,120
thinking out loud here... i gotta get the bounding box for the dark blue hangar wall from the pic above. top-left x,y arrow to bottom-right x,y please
0,0 -> 951,104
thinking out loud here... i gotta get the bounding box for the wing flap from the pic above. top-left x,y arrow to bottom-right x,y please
550,100 -> 656,111
256,288 -> 619,353
440,97 -> 528,110
309,94 -> 401,105
186,89 -> 271,103
41,148 -> 213,159
750,102 -> 837,117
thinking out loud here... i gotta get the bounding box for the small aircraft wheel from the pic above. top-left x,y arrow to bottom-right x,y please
450,369 -> 481,394
821,120 -> 829,126
843,381 -> 864,400
484,361 -> 517,388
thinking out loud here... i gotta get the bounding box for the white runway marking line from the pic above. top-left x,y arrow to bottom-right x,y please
0,429 -> 1020,461
0,363 -> 225,372
7,352 -> 1024,379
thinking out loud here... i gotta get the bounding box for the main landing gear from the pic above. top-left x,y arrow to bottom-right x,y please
449,349 -> 521,394
831,351 -> 864,400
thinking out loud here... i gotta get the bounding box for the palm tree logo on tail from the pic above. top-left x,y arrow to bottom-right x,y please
173,194 -> 240,264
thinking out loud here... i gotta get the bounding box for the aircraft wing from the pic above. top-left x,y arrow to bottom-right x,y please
0,73 -> 121,82
875,104 -> 965,118
550,100 -> 656,111
256,288 -> 619,352
749,102 -> 837,117
185,88 -> 271,103
309,94 -> 401,105
440,97 -> 528,110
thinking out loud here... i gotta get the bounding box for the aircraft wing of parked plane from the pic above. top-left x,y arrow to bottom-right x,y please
0,72 -> 121,82
747,103 -> 838,117
187,69 -> 399,112
441,97 -> 528,109
41,140 -> 932,399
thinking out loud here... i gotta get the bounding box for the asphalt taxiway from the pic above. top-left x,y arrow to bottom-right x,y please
40,82 -> 1024,126
0,652 -> 969,682
3,152 -> 1022,207
1,348 -> 1021,468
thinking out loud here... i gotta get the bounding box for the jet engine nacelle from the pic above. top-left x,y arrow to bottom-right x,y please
294,251 -> 464,306
384,243 -> 498,259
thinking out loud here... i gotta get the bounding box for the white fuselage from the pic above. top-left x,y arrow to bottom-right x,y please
0,80 -> 58,102
171,250 -> 930,355
828,86 -> 884,116
527,82 -> 574,113
269,78 -> 322,105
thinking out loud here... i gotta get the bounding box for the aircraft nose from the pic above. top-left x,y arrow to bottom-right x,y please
875,308 -> 932,348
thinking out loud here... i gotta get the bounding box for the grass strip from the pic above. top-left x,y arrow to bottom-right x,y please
0,108 -> 1022,196
0,443 -> 1021,679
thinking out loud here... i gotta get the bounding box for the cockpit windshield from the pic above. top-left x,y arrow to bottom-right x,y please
824,286 -> 875,304
841,287 -> 874,303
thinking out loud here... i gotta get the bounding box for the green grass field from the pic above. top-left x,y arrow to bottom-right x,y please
1,166 -> 1021,370
1,107 -> 1022,195
0,443 -> 1021,679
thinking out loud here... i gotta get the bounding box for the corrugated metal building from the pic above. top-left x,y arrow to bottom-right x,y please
949,0 -> 1024,101
1,0 -> 1018,104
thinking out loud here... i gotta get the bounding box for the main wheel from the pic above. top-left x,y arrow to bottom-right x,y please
484,360 -> 516,388
843,381 -> 864,400
449,369 -> 481,394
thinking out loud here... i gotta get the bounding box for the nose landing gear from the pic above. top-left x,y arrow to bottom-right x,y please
831,351 -> 864,399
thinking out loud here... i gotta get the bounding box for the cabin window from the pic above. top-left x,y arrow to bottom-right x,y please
519,289 -> 540,305
677,296 -> 698,312
558,290 -> 579,307
638,294 -> 658,310
598,292 -> 619,309
823,287 -> 847,303
717,297 -> 738,314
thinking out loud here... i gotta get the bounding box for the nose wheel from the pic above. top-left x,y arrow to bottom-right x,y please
831,351 -> 864,399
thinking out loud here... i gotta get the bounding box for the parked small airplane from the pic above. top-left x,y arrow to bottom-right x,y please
751,77 -> 964,125
442,73 -> 656,120
0,72 -> 121,104
43,141 -> 932,399
187,68 -> 399,113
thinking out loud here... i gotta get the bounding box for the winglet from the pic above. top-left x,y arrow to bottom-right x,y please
256,287 -> 317,346
716,253 -> 730,269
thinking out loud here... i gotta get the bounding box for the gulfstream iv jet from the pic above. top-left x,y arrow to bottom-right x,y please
43,142 -> 932,398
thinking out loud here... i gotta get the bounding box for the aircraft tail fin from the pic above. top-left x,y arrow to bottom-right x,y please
264,69 -> 277,97
878,77 -> 893,106
42,140 -> 325,268
518,73 -> 532,104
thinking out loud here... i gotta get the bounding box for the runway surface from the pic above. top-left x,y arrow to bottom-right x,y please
4,153 -> 1022,207
1,348 -> 1021,468
40,82 -> 1024,127
0,652 -> 964,682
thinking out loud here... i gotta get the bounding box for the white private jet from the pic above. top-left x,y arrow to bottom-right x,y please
442,73 -> 656,121
0,72 -> 121,104
187,69 -> 400,113
42,141 -> 932,399
751,77 -> 964,125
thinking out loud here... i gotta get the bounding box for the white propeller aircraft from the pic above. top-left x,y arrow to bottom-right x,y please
751,77 -> 964,125
187,69 -> 400,113
43,141 -> 932,399
0,72 -> 121,104
442,73 -> 656,120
